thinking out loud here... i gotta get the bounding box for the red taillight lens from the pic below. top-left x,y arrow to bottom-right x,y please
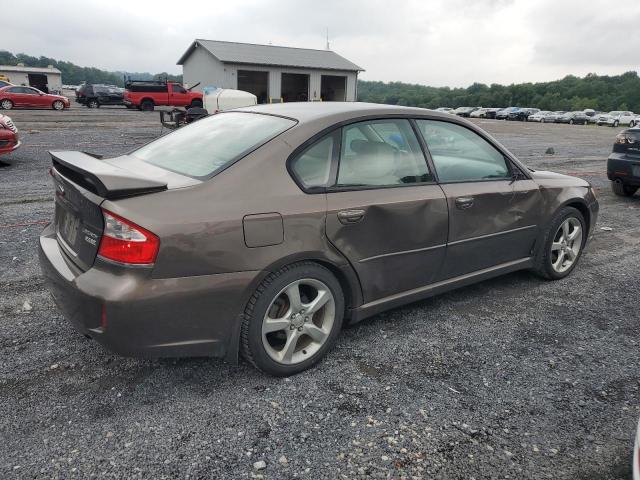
97,209 -> 159,265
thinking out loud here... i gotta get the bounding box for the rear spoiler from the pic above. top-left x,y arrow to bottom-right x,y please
50,151 -> 167,200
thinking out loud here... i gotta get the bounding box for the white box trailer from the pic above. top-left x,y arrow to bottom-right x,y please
203,87 -> 257,113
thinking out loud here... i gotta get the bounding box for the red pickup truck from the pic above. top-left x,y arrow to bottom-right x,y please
123,81 -> 203,111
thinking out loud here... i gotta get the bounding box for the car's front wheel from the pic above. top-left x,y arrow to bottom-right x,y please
630,121 -> 635,128
612,181 -> 638,197
533,206 -> 586,280
87,99 -> 99,108
52,100 -> 65,110
241,262 -> 344,376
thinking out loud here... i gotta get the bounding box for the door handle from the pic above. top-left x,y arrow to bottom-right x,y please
337,209 -> 365,224
455,196 -> 474,210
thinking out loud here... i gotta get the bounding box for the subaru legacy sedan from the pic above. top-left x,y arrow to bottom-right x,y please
39,103 -> 598,376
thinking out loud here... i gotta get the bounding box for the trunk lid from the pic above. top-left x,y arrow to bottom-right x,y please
49,151 -> 171,270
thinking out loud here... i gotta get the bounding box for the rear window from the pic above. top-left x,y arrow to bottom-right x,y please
132,112 -> 296,178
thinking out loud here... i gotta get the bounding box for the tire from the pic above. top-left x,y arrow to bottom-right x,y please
533,206 -> 586,280
629,121 -> 635,128
190,99 -> 203,108
1,99 -> 13,110
611,181 -> 638,197
613,120 -> 619,127
569,119 -> 574,125
140,100 -> 154,112
240,261 -> 345,376
541,118 -> 545,123
52,100 -> 65,110
87,99 -> 99,109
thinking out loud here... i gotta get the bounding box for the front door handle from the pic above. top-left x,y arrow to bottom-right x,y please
337,209 -> 365,224
455,196 -> 474,210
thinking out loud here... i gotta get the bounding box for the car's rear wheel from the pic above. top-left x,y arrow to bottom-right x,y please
612,180 -> 638,197
140,100 -> 154,112
241,262 -> 344,376
613,120 -> 619,127
87,99 -> 99,108
52,100 -> 65,110
533,206 -> 586,280
1,99 -> 13,110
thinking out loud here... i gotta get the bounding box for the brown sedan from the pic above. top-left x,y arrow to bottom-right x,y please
39,103 -> 598,375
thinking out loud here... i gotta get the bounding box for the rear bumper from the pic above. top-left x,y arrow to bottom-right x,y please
39,223 -> 260,360
607,153 -> 640,186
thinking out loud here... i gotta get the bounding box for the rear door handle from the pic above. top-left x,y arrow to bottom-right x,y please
337,209 -> 365,224
455,196 -> 474,210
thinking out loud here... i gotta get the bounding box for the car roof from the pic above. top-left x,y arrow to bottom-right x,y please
236,101 -> 452,123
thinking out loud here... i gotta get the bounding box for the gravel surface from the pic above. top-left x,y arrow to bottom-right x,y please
1,106 -> 639,479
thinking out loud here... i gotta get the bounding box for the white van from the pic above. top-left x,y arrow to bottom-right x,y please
203,87 -> 257,113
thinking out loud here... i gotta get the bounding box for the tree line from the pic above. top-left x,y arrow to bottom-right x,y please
357,71 -> 640,112
0,51 -> 182,87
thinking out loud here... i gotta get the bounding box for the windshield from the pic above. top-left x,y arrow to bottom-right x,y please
608,111 -> 622,116
132,112 -> 296,178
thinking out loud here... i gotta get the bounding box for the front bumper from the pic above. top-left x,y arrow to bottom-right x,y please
607,153 -> 640,186
39,223 -> 260,359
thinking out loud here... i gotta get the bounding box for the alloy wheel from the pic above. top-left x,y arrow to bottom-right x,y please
261,278 -> 335,365
550,217 -> 583,273
1,99 -> 12,110
53,101 -> 64,110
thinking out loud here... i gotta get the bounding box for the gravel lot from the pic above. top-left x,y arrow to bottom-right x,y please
1,106 -> 639,479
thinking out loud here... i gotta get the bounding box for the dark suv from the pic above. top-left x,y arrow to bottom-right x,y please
76,84 -> 124,108
607,127 -> 640,197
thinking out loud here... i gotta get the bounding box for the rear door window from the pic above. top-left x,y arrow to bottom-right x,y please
132,112 -> 295,178
337,119 -> 432,187
416,120 -> 510,182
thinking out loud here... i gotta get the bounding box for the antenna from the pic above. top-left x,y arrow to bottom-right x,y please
325,27 -> 330,50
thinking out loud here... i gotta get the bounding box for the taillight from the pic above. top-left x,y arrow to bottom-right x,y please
616,133 -> 633,144
97,209 -> 159,265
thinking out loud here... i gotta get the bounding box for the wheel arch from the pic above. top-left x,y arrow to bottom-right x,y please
224,251 -> 363,365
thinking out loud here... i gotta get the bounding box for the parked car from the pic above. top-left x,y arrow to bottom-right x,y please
0,86 -> 70,110
607,126 -> 640,197
508,108 -> 539,121
629,115 -> 640,128
435,107 -> 454,113
543,111 -> 565,123
76,84 -> 124,108
0,113 -> 19,156
470,107 -> 501,118
39,103 -> 598,375
453,106 -> 478,117
123,81 -> 203,112
527,111 -> 551,122
495,107 -> 519,120
556,111 -> 590,125
597,111 -> 635,127
482,108 -> 503,119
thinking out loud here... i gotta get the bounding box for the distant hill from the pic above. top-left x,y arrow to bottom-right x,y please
0,51 -> 182,87
357,71 -> 640,112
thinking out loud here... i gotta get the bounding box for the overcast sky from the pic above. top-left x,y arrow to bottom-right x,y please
4,0 -> 640,87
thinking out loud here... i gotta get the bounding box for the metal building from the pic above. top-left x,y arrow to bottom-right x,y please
177,40 -> 363,103
0,65 -> 62,93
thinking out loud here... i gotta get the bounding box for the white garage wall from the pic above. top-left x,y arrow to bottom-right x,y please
182,51 -> 358,101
